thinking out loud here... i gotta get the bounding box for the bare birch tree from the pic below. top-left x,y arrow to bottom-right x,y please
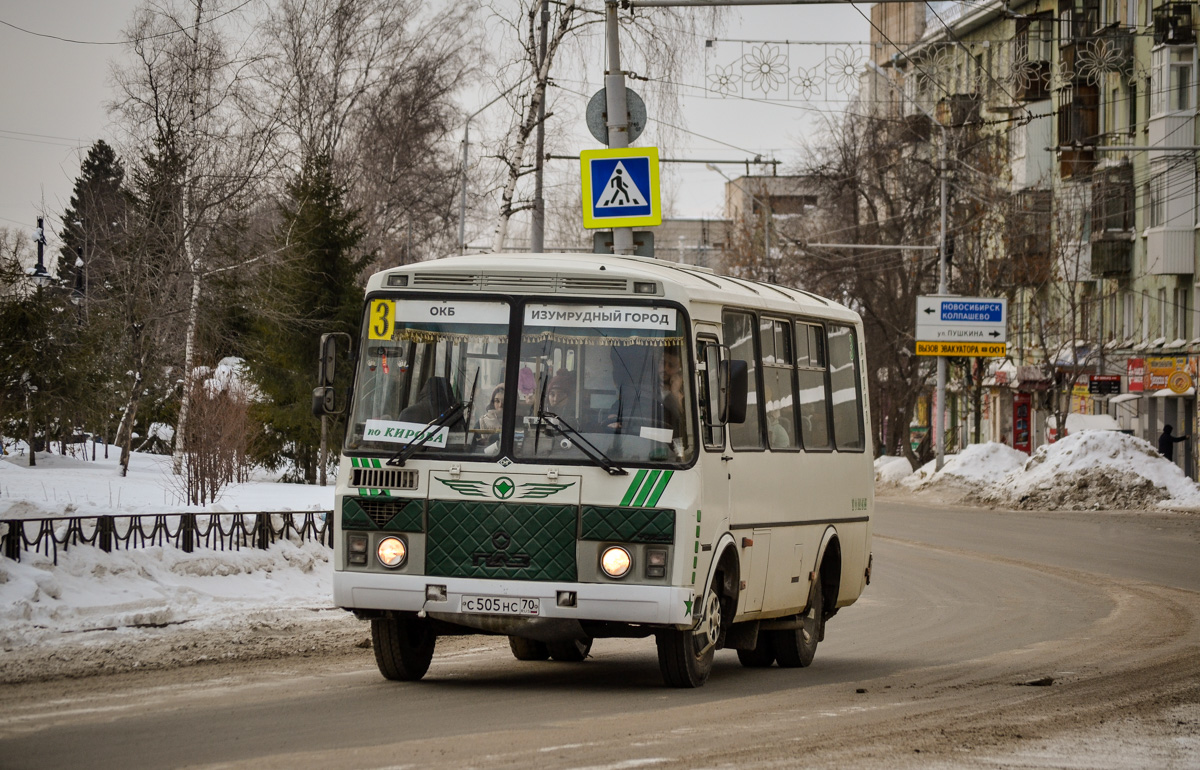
111,0 -> 275,475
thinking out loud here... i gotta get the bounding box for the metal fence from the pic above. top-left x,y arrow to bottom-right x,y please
1,511 -> 333,564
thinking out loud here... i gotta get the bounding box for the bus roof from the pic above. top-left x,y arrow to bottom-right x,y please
368,253 -> 860,323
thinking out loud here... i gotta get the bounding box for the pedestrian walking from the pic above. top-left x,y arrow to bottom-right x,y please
1158,424 -> 1188,461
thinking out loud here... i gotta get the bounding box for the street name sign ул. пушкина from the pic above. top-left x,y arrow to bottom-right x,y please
915,296 -> 1007,357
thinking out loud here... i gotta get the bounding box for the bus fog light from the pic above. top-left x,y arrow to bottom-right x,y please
646,548 -> 667,578
348,534 -> 369,565
377,536 -> 407,568
600,546 -> 632,578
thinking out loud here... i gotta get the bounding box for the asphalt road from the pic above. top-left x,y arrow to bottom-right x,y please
1,498 -> 1198,769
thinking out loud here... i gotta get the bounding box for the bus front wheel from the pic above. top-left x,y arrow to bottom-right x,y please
509,636 -> 551,661
547,637 -> 592,662
773,579 -> 822,668
372,612 -> 436,681
656,580 -> 721,687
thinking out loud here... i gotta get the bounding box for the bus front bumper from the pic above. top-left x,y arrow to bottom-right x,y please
334,572 -> 696,627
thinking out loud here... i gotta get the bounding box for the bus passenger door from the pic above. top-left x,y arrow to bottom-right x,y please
696,332 -> 730,588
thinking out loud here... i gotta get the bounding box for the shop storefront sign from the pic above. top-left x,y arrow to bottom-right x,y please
1146,357 -> 1187,391
1127,358 -> 1145,392
1088,375 -> 1121,395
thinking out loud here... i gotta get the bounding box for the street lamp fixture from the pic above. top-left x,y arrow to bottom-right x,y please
29,217 -> 53,289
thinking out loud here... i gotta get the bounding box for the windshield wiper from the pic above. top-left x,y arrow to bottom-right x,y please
538,410 -> 627,476
387,371 -> 480,467
385,402 -> 466,467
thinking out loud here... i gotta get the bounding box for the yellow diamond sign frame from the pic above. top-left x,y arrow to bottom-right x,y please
581,147 -> 661,229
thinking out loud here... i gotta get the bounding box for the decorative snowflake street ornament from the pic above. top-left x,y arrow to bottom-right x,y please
706,63 -> 741,97
740,44 -> 789,95
826,46 -> 865,94
791,65 -> 823,100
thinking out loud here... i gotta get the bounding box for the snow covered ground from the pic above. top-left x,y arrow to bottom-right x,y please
0,448 -> 343,682
876,430 -> 1200,511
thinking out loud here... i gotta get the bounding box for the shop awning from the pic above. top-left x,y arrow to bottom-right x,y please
1110,393 -> 1141,404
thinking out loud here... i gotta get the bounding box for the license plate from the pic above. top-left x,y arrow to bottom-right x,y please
460,595 -> 541,616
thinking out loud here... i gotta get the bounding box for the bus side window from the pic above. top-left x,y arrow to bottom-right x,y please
827,324 -> 865,451
796,322 -> 832,451
696,336 -> 725,450
760,318 -> 797,450
723,310 -> 763,450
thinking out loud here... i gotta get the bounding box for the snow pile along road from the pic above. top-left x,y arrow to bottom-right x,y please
0,448 -> 356,683
885,431 -> 1200,511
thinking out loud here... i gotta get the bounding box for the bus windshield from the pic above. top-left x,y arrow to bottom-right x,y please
513,302 -> 694,466
346,298 -> 510,457
345,297 -> 694,467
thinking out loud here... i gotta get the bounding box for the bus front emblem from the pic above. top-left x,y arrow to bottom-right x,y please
473,529 -> 530,568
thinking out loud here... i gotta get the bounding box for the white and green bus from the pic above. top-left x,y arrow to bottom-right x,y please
316,253 -> 873,687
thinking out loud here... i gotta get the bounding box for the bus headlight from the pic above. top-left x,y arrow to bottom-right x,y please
600,546 -> 632,578
377,536 -> 407,568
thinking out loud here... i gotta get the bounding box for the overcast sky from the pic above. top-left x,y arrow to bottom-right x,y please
0,1 -> 870,261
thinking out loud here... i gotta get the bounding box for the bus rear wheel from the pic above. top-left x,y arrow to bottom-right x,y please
546,637 -> 592,662
773,580 -> 822,668
656,580 -> 721,687
736,632 -> 776,668
372,612 -> 436,681
509,636 -> 551,661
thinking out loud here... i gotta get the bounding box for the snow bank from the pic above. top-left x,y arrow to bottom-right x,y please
0,539 -> 332,653
874,455 -> 914,484
898,433 -> 1200,511
901,442 -> 1028,490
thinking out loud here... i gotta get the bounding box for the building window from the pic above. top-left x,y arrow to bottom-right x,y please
1152,46 -> 1196,115
1174,288 -> 1189,339
1123,291 -> 1135,338
1159,288 -> 1169,338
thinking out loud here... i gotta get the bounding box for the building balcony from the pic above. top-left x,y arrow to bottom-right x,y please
1154,2 -> 1196,45
1146,227 -> 1195,274
1090,237 -> 1133,277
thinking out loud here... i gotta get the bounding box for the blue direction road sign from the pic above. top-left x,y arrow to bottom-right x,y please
916,296 -> 1008,344
581,147 -> 661,229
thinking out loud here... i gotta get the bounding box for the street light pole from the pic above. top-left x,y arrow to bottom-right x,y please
459,83 -> 525,254
867,61 -> 951,470
531,0 -> 550,253
604,1 -> 634,255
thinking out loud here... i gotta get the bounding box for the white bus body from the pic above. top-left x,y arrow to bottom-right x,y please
324,253 -> 873,687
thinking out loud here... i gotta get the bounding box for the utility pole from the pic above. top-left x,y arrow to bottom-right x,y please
604,0 -> 635,255
531,0 -> 550,253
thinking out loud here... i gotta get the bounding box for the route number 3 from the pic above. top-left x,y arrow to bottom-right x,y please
369,299 -> 395,340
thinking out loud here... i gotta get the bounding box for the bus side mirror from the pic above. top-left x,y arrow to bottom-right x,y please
312,386 -> 337,417
719,359 -> 748,424
318,333 -> 340,386
314,332 -> 351,417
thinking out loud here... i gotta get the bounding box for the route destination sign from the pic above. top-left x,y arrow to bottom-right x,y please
916,296 -> 1008,357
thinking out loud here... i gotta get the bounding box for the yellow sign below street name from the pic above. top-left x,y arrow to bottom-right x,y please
916,341 -> 1007,357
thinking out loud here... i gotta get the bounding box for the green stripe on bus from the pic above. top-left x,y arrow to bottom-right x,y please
632,470 -> 661,507
351,457 -> 359,468
371,458 -> 382,468
620,470 -> 648,506
645,470 -> 673,507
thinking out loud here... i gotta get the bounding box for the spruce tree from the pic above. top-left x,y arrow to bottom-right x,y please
248,155 -> 369,482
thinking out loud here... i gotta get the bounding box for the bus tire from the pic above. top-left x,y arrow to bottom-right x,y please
773,579 -> 822,668
372,613 -> 436,681
736,635 -> 776,668
656,579 -> 721,687
546,637 -> 592,662
509,636 -> 551,661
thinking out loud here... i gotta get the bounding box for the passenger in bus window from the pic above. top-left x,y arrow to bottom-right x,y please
478,384 -> 505,432
546,371 -> 577,418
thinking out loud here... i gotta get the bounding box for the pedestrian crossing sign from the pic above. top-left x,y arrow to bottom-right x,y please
580,147 -> 661,229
